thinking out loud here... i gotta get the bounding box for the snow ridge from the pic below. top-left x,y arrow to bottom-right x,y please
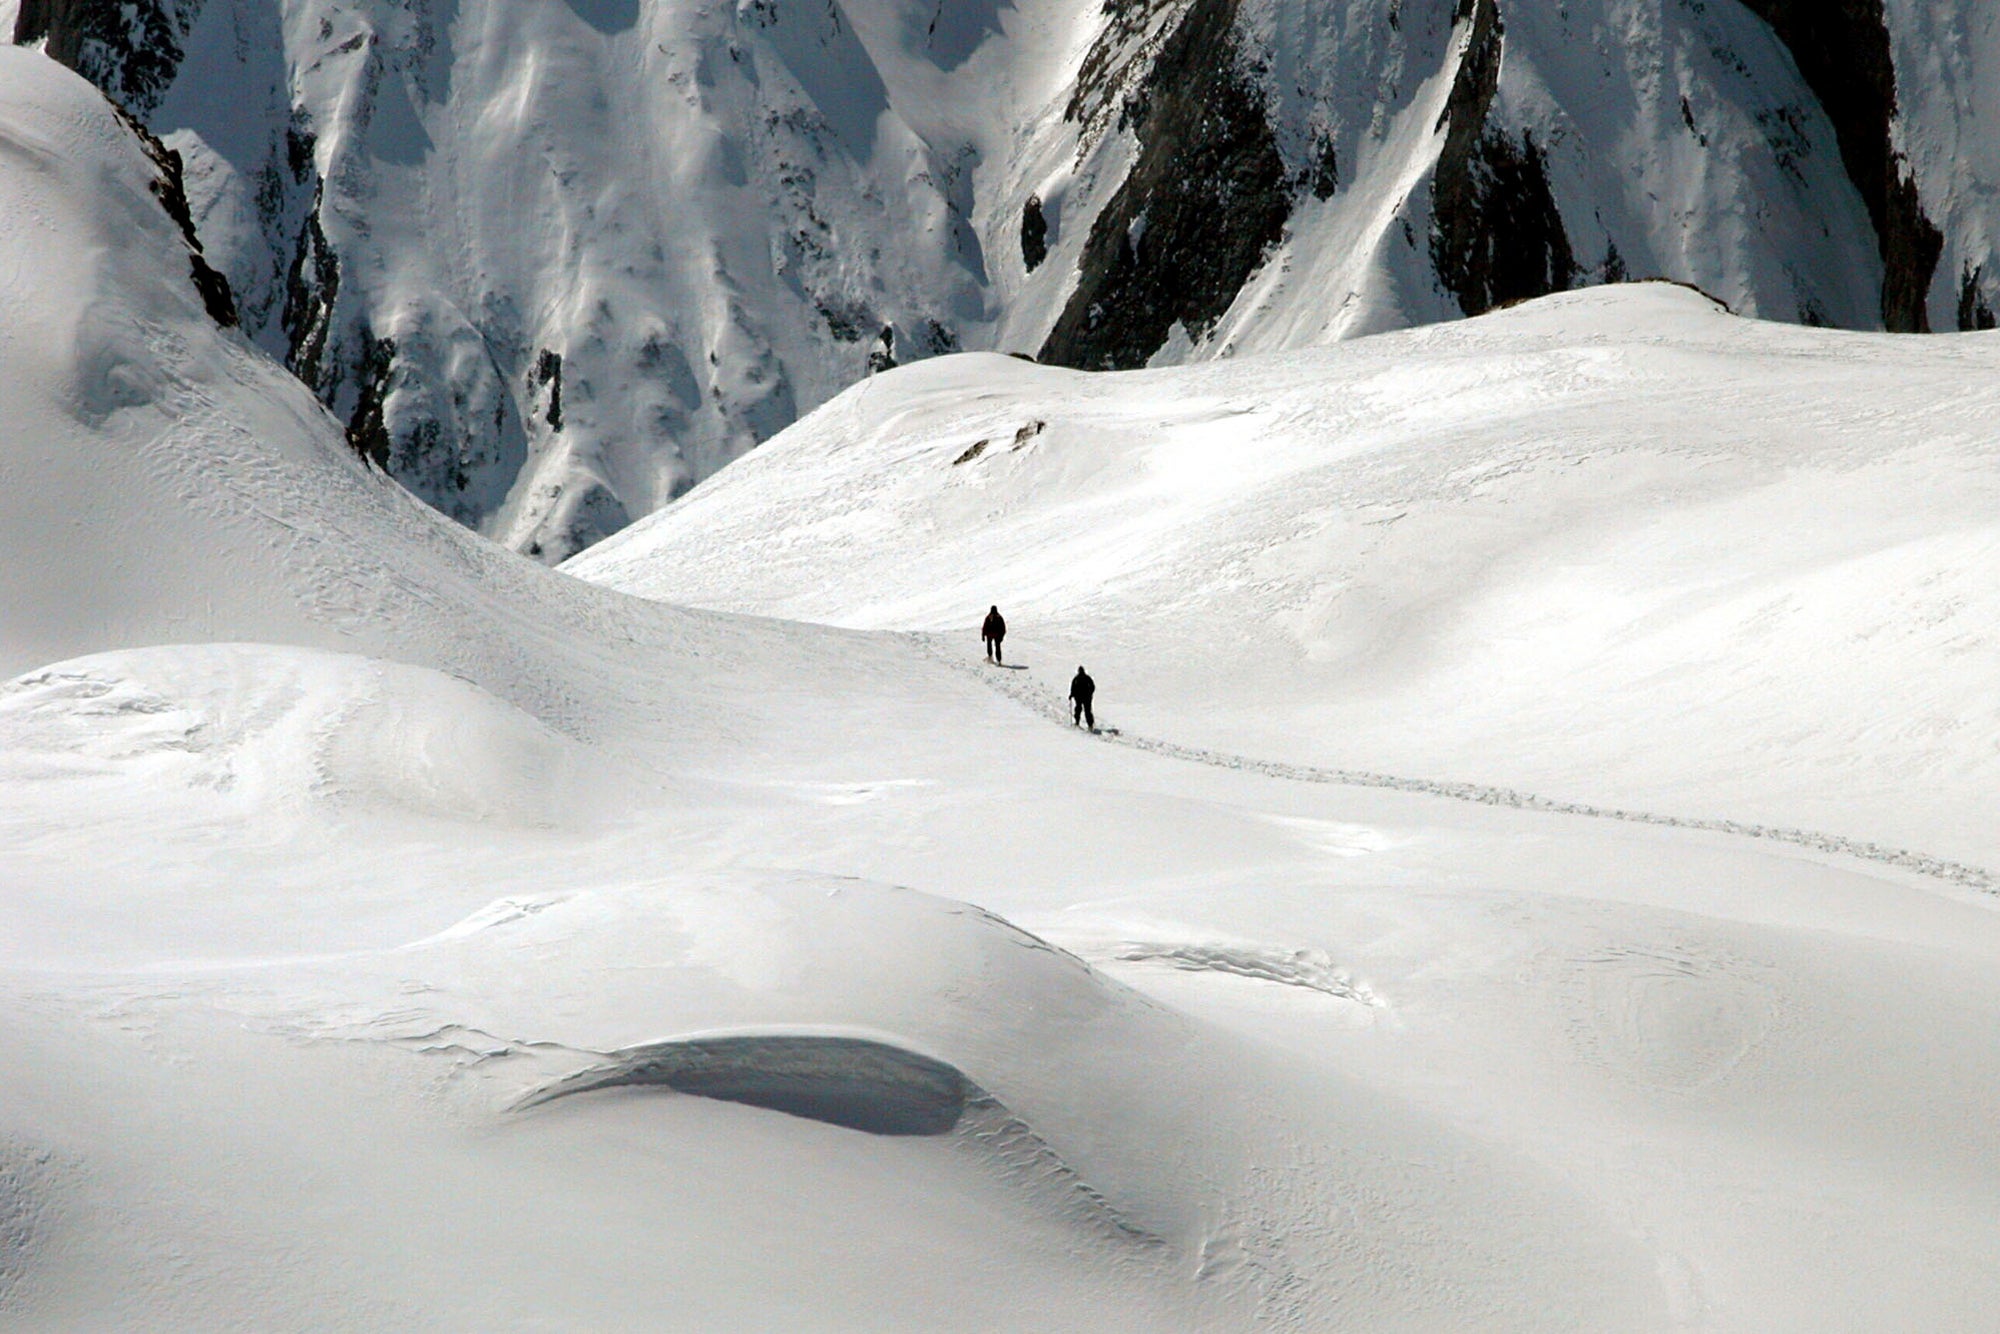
1112,943 -> 1378,1005
919,633 -> 1999,894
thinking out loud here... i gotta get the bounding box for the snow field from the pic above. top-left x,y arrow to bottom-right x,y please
574,284 -> 2000,866
9,47 -> 2000,1327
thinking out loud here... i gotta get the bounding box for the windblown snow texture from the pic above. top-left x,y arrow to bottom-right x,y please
16,0 -> 2000,553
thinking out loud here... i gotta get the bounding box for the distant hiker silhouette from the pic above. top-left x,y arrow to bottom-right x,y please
982,605 -> 1006,663
1070,666 -> 1095,729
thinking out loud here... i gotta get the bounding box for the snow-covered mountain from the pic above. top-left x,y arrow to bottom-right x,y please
12,0 -> 2000,557
11,42 -> 2000,1327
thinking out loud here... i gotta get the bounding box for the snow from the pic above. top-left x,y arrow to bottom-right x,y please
94,0 -> 1054,556
60,0 -> 1981,555
10,45 -> 2000,1328
573,283 -> 2000,866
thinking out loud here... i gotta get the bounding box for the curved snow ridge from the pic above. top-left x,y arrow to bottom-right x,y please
1112,944 -> 1379,1006
517,1031 -> 1166,1245
516,1033 -> 972,1136
918,635 -> 1998,894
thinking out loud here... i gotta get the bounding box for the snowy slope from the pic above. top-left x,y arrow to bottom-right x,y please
13,44 -> 2000,1330
0,44 -> 806,746
571,281 -> 2000,868
20,0 -> 2000,558
0,50 -> 1666,1327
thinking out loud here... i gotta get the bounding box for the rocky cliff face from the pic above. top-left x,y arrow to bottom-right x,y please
15,0 -> 198,115
1037,0 -> 1289,369
1733,0 -> 1941,331
15,0 -> 2000,555
1426,0 -> 1578,318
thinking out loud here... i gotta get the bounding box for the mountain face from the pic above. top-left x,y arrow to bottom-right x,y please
12,0 -> 1999,556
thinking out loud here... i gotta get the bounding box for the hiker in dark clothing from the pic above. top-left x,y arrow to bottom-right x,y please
982,605 -> 1006,663
1069,666 -> 1095,729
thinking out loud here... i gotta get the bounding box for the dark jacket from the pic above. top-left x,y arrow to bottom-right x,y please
1069,669 -> 1095,702
982,608 -> 1006,640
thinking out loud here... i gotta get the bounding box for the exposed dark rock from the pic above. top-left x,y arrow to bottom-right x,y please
105,100 -> 240,328
532,349 -> 564,431
346,329 -> 395,468
1039,0 -> 1288,370
373,330 -> 525,520
1429,0 -> 1576,317
1731,0 -> 1943,331
13,0 -> 60,47
1021,193 -> 1048,272
1435,0 -> 1502,163
816,298 -> 872,342
866,325 -> 898,373
402,418 -> 450,489
1431,128 -> 1577,315
917,319 -> 959,356
285,120 -> 316,184
15,0 -> 197,116
1754,102 -> 1811,184
1304,131 -> 1339,200
281,186 -> 340,395
1881,174 -> 1943,330
1063,0 -> 1193,151
1679,94 -> 1709,148
1958,264 -> 1996,332
1602,240 -> 1628,285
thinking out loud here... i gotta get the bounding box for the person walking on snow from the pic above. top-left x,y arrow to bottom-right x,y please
1070,666 -> 1096,730
982,605 -> 1007,663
